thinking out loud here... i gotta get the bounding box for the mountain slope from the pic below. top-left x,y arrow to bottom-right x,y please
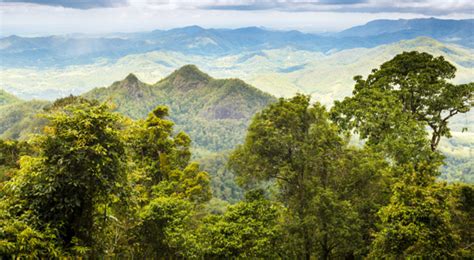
0,89 -> 21,107
0,100 -> 49,140
83,65 -> 276,151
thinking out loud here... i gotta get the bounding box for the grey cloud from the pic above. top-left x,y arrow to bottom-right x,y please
1,0 -> 128,9
174,0 -> 473,16
3,0 -> 473,15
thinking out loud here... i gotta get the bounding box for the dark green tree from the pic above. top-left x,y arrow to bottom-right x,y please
230,95 -> 389,259
331,52 -> 471,257
446,183 -> 474,257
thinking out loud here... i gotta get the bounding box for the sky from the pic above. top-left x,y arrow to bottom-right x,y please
0,0 -> 473,36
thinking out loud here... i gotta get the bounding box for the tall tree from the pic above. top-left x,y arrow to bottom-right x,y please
331,51 -> 473,151
331,52 -> 472,257
230,94 -> 389,259
128,105 -> 211,258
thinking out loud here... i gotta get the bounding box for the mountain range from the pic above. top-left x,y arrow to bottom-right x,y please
0,18 -> 472,185
2,37 -> 473,105
1,18 -> 472,68
0,64 -> 472,187
0,66 -> 276,200
84,65 -> 275,151
0,65 -> 275,152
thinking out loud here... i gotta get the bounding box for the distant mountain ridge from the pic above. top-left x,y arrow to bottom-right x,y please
337,18 -> 474,49
338,18 -> 474,38
1,18 -> 472,68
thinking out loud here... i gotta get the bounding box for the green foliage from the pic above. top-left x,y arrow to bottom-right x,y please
447,183 -> 474,257
135,196 -> 195,258
1,102 -> 127,254
332,51 -> 474,151
0,211 -> 63,258
84,65 -> 276,152
370,170 -> 459,257
198,189 -> 283,259
0,139 -> 32,183
120,103 -> 212,258
230,94 -> 390,258
0,90 -> 21,107
127,104 -> 211,203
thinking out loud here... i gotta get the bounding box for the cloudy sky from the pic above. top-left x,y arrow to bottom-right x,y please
0,0 -> 473,36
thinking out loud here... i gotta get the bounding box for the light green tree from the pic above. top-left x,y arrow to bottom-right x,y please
331,51 -> 473,151
0,102 -> 127,256
127,105 -> 212,258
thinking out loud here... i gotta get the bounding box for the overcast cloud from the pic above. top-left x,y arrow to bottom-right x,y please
0,0 -> 472,36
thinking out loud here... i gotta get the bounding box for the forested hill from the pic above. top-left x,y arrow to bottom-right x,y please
0,66 -> 275,152
83,65 -> 276,151
0,89 -> 21,106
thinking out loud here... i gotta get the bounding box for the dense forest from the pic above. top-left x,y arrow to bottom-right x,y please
0,51 -> 473,258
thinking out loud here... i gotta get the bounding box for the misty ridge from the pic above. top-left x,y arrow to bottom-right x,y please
1,18 -> 473,68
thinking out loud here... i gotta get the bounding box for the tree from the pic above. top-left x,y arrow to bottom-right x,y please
447,183 -> 474,257
331,51 -> 474,151
330,52 -> 472,257
0,139 -> 32,184
135,196 -> 195,258
198,189 -> 283,259
230,94 -> 389,259
0,102 -> 127,255
370,166 -> 459,257
127,105 -> 212,258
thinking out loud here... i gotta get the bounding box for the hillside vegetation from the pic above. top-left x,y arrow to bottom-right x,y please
0,99 -> 49,140
0,52 -> 472,258
84,65 -> 276,151
0,90 -> 21,107
0,62 -> 472,186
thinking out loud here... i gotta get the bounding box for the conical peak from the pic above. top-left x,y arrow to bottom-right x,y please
125,73 -> 139,83
170,65 -> 211,82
